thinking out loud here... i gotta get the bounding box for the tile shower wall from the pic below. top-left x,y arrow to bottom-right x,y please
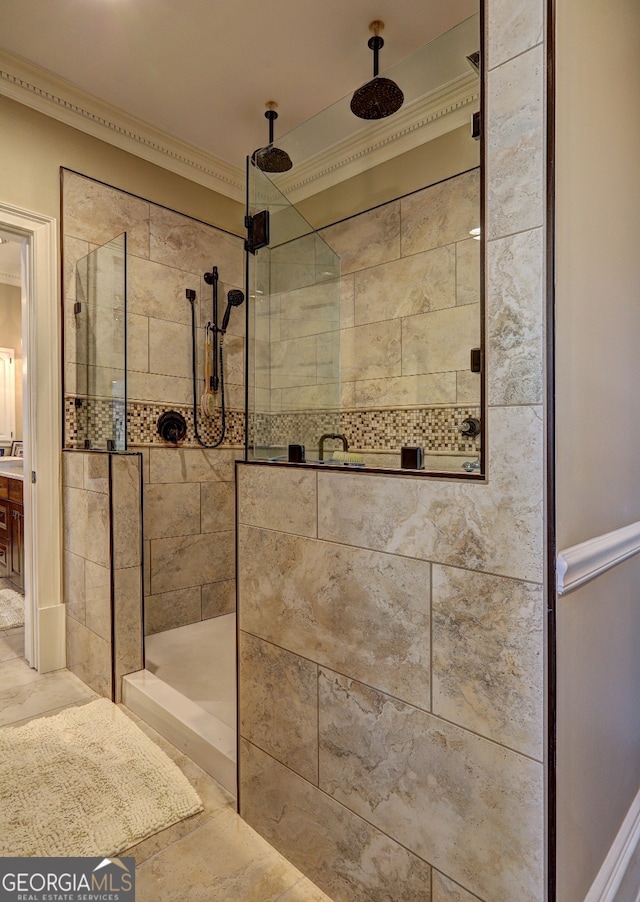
238,3 -> 546,902
62,171 -> 245,635
257,169 -> 481,461
63,451 -> 143,701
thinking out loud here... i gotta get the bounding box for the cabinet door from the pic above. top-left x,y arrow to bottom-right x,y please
9,503 -> 23,590
0,534 -> 9,580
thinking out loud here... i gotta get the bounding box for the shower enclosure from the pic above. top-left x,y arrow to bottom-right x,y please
246,161 -> 342,463
74,232 -> 127,451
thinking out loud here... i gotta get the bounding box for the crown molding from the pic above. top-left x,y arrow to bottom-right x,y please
0,49 -> 478,208
0,270 -> 20,287
277,72 -> 479,203
0,49 -> 246,202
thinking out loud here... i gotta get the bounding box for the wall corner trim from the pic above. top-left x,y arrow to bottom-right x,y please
583,781 -> 640,902
556,521 -> 640,596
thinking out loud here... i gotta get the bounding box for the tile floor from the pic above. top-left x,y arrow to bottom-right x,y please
0,625 -> 333,902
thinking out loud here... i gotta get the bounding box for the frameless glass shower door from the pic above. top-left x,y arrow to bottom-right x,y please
74,232 -> 127,451
246,161 -> 341,462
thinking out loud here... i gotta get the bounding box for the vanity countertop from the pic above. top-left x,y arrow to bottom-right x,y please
0,460 -> 24,481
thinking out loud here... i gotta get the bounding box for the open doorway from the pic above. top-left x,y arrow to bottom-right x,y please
0,202 -> 63,673
0,236 -> 26,660
0,240 -> 25,657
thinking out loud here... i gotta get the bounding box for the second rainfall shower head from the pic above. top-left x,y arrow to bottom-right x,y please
350,21 -> 404,121
252,103 -> 293,173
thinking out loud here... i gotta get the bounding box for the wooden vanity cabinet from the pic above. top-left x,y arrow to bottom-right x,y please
0,477 -> 24,589
0,477 -> 9,581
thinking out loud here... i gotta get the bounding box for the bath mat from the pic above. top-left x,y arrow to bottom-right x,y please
0,698 -> 203,857
0,586 -> 24,630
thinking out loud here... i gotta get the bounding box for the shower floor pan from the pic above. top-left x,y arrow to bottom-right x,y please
122,614 -> 236,798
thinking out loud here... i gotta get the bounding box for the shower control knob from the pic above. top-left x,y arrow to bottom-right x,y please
460,417 -> 481,438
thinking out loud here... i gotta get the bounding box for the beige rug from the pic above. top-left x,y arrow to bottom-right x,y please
0,585 -> 24,630
0,698 -> 203,857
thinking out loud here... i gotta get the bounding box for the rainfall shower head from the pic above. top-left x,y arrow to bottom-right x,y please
252,103 -> 293,173
350,21 -> 404,121
220,288 -> 245,333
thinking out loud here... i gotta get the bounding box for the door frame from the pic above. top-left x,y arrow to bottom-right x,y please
0,201 -> 63,672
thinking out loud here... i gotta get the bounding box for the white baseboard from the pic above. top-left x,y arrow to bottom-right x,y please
36,604 -> 65,673
584,784 -> 640,902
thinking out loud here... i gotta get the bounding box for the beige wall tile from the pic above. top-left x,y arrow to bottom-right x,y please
237,465 -> 317,537
64,550 -> 85,624
321,201 -> 401,275
432,871 -> 482,902
63,173 -> 150,258
456,370 -> 481,405
127,255 -> 196,325
239,526 -> 431,709
144,483 -> 201,540
202,579 -> 236,618
279,282 -> 340,341
355,246 -> 456,325
240,738 -> 433,902
62,451 -> 84,489
128,313 -> 149,374
317,406 -> 543,583
340,274 -> 355,330
84,560 -> 111,642
128,370 -> 192,406
355,372 -> 457,408
150,530 -> 234,594
403,304 -> 480,375
318,670 -> 543,902
148,319 -> 192,379
432,565 -> 544,759
149,206 -> 243,287
487,228 -> 544,406
269,335 -> 318,389
149,447 -> 236,484
401,170 -> 480,256
341,320 -> 402,383
114,566 -> 143,688
144,586 -> 202,635
488,0 -> 544,69
456,239 -> 481,307
240,632 -> 319,783
66,616 -> 112,698
111,454 -> 142,569
83,453 -> 109,493
487,46 -> 544,240
201,481 -> 235,534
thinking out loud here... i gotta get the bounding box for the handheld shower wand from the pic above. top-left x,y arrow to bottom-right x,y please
220,289 -> 245,334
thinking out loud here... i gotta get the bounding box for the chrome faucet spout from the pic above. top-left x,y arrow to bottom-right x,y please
319,433 -> 349,461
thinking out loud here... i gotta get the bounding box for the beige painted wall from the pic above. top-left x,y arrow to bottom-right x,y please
0,282 -> 22,441
555,0 -> 640,899
297,125 -> 480,228
0,95 -> 243,234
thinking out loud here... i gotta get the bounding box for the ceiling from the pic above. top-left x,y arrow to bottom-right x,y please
0,0 -> 477,169
0,0 -> 478,285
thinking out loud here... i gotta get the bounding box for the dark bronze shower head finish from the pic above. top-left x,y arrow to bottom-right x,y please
350,20 -> 404,120
252,102 -> 293,172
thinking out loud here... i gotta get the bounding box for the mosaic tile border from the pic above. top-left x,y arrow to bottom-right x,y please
65,397 -> 480,454
65,396 -> 245,449
253,405 -> 481,454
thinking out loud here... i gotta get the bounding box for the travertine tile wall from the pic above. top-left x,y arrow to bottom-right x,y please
254,170 -> 482,461
322,168 -> 480,414
62,171 -> 245,635
62,451 -> 143,702
237,2 -> 546,901
139,446 -> 239,635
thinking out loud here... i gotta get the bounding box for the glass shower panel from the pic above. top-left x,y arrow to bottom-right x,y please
74,232 -> 127,451
247,161 -> 341,462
